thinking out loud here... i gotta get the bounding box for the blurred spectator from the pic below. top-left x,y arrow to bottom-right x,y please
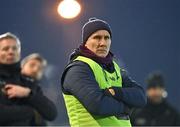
21,53 -> 57,125
21,53 -> 47,81
0,32 -> 34,125
131,71 -> 180,126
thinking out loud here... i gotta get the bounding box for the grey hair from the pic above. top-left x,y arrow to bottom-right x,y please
21,53 -> 47,68
0,32 -> 21,53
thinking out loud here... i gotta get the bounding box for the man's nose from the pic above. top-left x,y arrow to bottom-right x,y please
8,48 -> 15,54
99,38 -> 107,46
31,69 -> 38,76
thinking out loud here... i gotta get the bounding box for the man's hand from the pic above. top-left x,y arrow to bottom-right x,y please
4,84 -> 31,99
104,87 -> 123,101
104,88 -> 115,97
108,88 -> 115,96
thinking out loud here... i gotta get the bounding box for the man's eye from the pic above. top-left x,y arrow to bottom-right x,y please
93,36 -> 101,40
29,64 -> 36,68
12,46 -> 18,51
2,47 -> 9,51
104,36 -> 110,40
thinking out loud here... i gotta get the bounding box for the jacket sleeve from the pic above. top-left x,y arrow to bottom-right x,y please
61,61 -> 127,117
0,104 -> 34,125
24,84 -> 57,121
111,69 -> 147,108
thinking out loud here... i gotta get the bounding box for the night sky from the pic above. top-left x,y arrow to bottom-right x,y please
0,0 -> 180,125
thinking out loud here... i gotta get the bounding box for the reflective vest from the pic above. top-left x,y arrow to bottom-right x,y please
63,56 -> 131,127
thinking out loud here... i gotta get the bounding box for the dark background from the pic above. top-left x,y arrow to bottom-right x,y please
0,0 -> 179,125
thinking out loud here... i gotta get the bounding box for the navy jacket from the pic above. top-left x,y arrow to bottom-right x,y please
131,99 -> 180,126
61,60 -> 147,116
0,63 -> 57,125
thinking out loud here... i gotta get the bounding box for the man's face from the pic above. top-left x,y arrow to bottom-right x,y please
21,59 -> 44,80
0,38 -> 20,64
147,87 -> 164,104
85,30 -> 111,58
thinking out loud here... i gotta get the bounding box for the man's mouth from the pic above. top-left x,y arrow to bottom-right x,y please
7,56 -> 15,61
97,49 -> 107,52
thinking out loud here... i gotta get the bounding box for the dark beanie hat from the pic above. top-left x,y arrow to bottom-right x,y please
82,17 -> 112,44
146,71 -> 165,89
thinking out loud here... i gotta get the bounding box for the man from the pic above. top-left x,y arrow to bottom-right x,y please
0,32 -> 57,125
131,71 -> 180,126
61,18 -> 147,127
21,53 -> 57,125
0,32 -> 35,125
21,53 -> 47,81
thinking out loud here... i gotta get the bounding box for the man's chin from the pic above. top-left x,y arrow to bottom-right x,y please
97,54 -> 107,58
6,60 -> 17,64
96,52 -> 108,58
149,97 -> 163,104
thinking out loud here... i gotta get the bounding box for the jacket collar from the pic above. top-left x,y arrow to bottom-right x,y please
0,62 -> 21,77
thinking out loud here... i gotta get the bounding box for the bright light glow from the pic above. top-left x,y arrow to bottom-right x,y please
57,0 -> 81,19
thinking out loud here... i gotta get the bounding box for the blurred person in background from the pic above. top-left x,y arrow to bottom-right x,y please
21,53 -> 47,81
0,32 -> 57,125
0,32 -> 34,125
131,71 -> 180,126
21,53 -> 57,125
